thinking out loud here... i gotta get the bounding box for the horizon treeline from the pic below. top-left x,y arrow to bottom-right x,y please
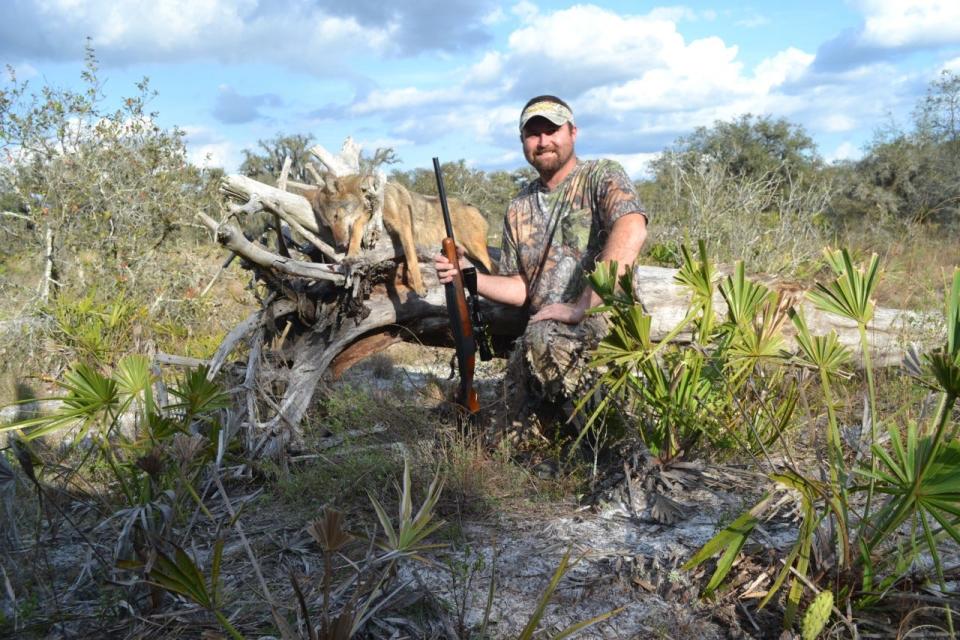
240,69 -> 959,274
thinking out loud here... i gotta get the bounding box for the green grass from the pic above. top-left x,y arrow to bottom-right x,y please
265,449 -> 404,511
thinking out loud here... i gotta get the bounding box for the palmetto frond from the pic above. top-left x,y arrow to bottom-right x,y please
921,269 -> 960,397
720,261 -> 774,328
862,422 -> 960,588
806,248 -> 879,326
167,366 -> 231,421
789,308 -> 852,379
675,241 -> 720,341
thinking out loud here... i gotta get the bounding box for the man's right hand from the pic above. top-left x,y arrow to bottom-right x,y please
434,246 -> 469,284
436,250 -> 529,307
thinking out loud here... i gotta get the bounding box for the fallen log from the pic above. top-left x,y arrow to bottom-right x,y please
631,266 -> 928,367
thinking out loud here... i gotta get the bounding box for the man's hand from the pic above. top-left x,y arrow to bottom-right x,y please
529,302 -> 586,325
434,245 -> 469,284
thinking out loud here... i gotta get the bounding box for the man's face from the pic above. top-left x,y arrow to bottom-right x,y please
521,117 -> 577,176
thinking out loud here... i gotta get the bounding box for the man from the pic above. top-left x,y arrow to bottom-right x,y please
435,95 -> 648,407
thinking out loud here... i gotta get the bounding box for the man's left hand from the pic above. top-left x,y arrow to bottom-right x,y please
529,302 -> 585,325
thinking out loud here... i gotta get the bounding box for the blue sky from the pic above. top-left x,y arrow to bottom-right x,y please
2,0 -> 959,177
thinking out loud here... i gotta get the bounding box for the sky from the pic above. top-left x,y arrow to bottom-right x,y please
2,0 -> 959,178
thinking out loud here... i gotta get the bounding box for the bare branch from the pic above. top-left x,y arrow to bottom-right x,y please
277,156 -> 293,191
220,174 -> 318,232
0,211 -> 31,222
305,162 -> 324,185
258,198 -> 343,263
196,210 -> 346,284
309,137 -> 362,177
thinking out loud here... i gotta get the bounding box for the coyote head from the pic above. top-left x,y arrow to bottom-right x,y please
309,174 -> 379,250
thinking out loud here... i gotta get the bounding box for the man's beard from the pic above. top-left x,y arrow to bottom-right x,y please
528,145 -> 572,175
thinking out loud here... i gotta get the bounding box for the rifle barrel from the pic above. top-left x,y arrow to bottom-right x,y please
434,157 -> 480,416
432,158 -> 456,239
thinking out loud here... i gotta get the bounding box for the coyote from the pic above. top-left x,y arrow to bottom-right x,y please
307,175 -> 494,295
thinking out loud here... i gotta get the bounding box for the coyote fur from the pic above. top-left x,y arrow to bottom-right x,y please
308,174 -> 494,295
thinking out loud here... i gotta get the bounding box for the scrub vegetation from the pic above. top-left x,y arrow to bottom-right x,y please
1,49 -> 959,638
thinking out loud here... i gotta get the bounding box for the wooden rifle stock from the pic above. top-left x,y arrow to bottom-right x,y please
433,158 -> 480,416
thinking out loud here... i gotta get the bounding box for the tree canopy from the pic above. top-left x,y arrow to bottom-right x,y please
0,47 -> 218,301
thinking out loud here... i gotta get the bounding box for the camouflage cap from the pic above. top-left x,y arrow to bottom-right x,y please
519,99 -> 575,132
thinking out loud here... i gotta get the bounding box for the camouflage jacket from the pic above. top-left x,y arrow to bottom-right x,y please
498,158 -> 647,311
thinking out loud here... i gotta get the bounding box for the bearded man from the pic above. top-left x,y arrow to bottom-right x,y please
436,95 -> 648,412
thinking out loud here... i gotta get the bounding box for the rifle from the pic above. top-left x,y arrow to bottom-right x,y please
432,158 -> 493,420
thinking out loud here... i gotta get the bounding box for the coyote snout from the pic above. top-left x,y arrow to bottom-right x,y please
308,175 -> 373,255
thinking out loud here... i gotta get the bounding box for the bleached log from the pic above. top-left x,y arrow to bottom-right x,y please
631,265 -> 929,367
309,138 -> 362,177
220,174 -> 319,234
248,269 -> 524,440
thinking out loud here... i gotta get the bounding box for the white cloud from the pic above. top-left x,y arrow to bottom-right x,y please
2,0 -> 397,70
481,6 -> 506,25
465,52 -> 506,86
34,0 -> 251,50
392,103 -> 516,145
354,136 -> 415,153
511,0 -> 539,23
189,140 -> 237,170
182,125 -> 240,171
943,57 -> 960,73
736,13 -> 769,28
507,6 -> 686,71
496,4 -> 819,127
485,149 -> 523,165
597,152 -> 661,179
813,1 -> 960,73
753,48 -> 814,87
647,7 -> 697,22
820,114 -> 857,133
351,88 -> 458,115
648,6 -> 717,22
497,5 -> 757,105
827,141 -> 862,163
857,0 -> 960,48
336,3 -> 841,157
470,105 -> 519,142
10,62 -> 38,79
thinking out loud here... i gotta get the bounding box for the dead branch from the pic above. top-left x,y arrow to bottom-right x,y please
196,211 -> 346,284
309,138 -> 362,176
220,174 -> 319,234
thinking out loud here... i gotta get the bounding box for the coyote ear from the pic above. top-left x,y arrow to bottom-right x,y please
360,175 -> 381,210
318,174 -> 340,194
359,174 -> 378,195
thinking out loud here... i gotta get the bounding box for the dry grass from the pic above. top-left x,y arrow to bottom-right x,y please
866,228 -> 960,310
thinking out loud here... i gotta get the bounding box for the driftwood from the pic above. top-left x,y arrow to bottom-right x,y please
631,267 -> 928,367
199,138 -> 931,454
